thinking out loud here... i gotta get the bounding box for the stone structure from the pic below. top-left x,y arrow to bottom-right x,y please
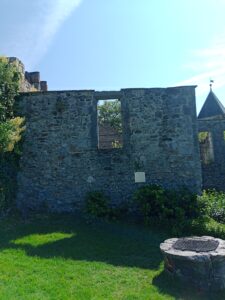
7,57 -> 47,92
160,236 -> 225,290
16,86 -> 201,212
198,89 -> 225,190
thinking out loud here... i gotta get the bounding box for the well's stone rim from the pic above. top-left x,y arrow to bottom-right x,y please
160,236 -> 225,257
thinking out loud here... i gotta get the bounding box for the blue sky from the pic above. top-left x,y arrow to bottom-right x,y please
1,0 -> 225,112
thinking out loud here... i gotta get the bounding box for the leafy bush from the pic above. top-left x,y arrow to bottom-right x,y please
85,191 -> 129,221
85,191 -> 110,218
165,188 -> 206,219
198,190 -> 225,224
133,185 -> 206,233
133,185 -> 165,224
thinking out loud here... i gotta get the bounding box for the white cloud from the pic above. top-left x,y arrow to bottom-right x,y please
176,33 -> 225,96
0,0 -> 82,69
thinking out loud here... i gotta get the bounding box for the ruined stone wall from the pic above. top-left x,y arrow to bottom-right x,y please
16,86 -> 201,212
7,57 -> 47,92
198,117 -> 225,190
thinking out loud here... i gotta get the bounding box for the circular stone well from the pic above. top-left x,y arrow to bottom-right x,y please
160,236 -> 225,290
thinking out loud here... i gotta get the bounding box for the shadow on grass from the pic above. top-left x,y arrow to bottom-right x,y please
0,214 -> 165,270
2,214 -> 225,299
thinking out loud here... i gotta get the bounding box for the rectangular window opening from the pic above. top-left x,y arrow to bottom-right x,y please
198,131 -> 214,164
97,99 -> 123,149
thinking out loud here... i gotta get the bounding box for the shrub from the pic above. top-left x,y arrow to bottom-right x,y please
165,188 -> 206,219
85,191 -> 130,221
133,185 -> 206,233
133,185 -> 165,224
85,191 -> 110,218
198,190 -> 225,224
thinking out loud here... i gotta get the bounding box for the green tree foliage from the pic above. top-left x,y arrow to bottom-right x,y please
199,190 -> 225,224
98,100 -> 122,133
0,57 -> 25,153
0,57 -> 21,121
133,185 -> 207,234
0,117 -> 25,153
0,57 -> 25,212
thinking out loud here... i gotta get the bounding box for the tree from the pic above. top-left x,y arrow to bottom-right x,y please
0,57 -> 25,211
0,57 -> 21,121
97,99 -> 122,133
0,57 -> 25,153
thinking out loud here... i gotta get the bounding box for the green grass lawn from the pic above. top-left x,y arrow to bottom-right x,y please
0,215 -> 224,300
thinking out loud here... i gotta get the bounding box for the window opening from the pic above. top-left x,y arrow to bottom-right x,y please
97,99 -> 123,149
198,131 -> 214,164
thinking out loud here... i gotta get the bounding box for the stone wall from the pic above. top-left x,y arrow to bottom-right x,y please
16,86 -> 202,212
198,117 -> 225,190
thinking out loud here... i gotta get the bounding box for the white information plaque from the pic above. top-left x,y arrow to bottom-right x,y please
134,172 -> 146,183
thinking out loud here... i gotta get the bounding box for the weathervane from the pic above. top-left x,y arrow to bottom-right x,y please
210,79 -> 214,91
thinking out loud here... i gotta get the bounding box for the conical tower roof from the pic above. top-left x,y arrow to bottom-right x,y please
198,90 -> 225,119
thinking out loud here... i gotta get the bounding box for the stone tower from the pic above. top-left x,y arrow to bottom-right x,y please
198,88 -> 225,190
